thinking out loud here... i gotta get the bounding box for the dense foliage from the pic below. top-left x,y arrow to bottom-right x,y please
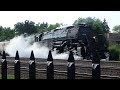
14,20 -> 61,35
108,43 -> 120,61
0,20 -> 61,41
14,20 -> 38,35
0,26 -> 15,41
112,25 -> 120,33
73,17 -> 109,35
36,22 -> 60,32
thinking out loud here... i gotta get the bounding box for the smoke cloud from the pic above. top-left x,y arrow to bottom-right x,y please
5,35 -> 82,60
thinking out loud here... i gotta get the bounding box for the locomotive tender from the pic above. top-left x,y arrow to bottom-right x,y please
35,24 -> 108,60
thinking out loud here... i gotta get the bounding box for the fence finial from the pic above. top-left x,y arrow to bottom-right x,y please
47,50 -> 53,61
47,50 -> 54,79
30,50 -> 35,60
68,51 -> 74,62
67,51 -> 75,79
29,50 -> 36,79
2,51 -> 6,59
15,50 -> 19,60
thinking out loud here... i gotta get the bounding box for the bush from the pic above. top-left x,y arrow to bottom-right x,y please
108,44 -> 120,61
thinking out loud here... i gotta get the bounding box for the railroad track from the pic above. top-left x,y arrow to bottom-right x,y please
0,57 -> 120,79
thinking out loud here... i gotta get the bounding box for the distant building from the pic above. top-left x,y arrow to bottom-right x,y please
108,33 -> 120,45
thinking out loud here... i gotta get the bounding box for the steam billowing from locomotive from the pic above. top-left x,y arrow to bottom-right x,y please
4,34 -> 82,60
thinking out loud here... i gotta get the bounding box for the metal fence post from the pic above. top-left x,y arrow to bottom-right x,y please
67,51 -> 75,79
92,50 -> 100,79
29,50 -> 36,79
91,37 -> 100,79
1,51 -> 7,79
14,51 -> 20,79
47,50 -> 54,79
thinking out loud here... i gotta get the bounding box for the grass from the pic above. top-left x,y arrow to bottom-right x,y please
0,74 -> 14,79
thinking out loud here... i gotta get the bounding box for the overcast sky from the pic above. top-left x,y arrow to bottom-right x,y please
0,11 -> 120,32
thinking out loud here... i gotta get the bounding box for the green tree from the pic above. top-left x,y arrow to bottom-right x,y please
108,43 -> 120,61
36,22 -> 48,32
73,17 -> 109,35
0,26 -> 3,32
14,20 -> 38,35
112,25 -> 120,33
36,22 -> 61,32
0,27 -> 15,41
47,23 -> 60,31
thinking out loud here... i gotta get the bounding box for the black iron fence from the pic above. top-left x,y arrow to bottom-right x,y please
0,50 -> 100,79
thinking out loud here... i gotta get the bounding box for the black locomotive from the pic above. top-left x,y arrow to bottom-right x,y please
35,24 -> 108,60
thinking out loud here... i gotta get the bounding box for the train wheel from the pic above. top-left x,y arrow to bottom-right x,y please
64,45 -> 69,52
57,47 -> 64,53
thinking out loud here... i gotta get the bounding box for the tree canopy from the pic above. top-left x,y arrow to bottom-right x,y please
73,17 -> 110,35
14,20 -> 38,35
0,27 -> 15,41
112,25 -> 120,33
14,20 -> 61,36
36,22 -> 61,32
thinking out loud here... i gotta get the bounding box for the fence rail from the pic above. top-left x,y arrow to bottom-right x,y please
0,50 -> 120,79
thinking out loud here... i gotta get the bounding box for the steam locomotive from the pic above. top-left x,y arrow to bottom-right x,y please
35,24 -> 108,59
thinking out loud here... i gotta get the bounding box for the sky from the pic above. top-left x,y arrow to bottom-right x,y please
0,11 -> 120,32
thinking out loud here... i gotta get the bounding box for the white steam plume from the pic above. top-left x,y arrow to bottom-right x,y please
5,35 -> 82,60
